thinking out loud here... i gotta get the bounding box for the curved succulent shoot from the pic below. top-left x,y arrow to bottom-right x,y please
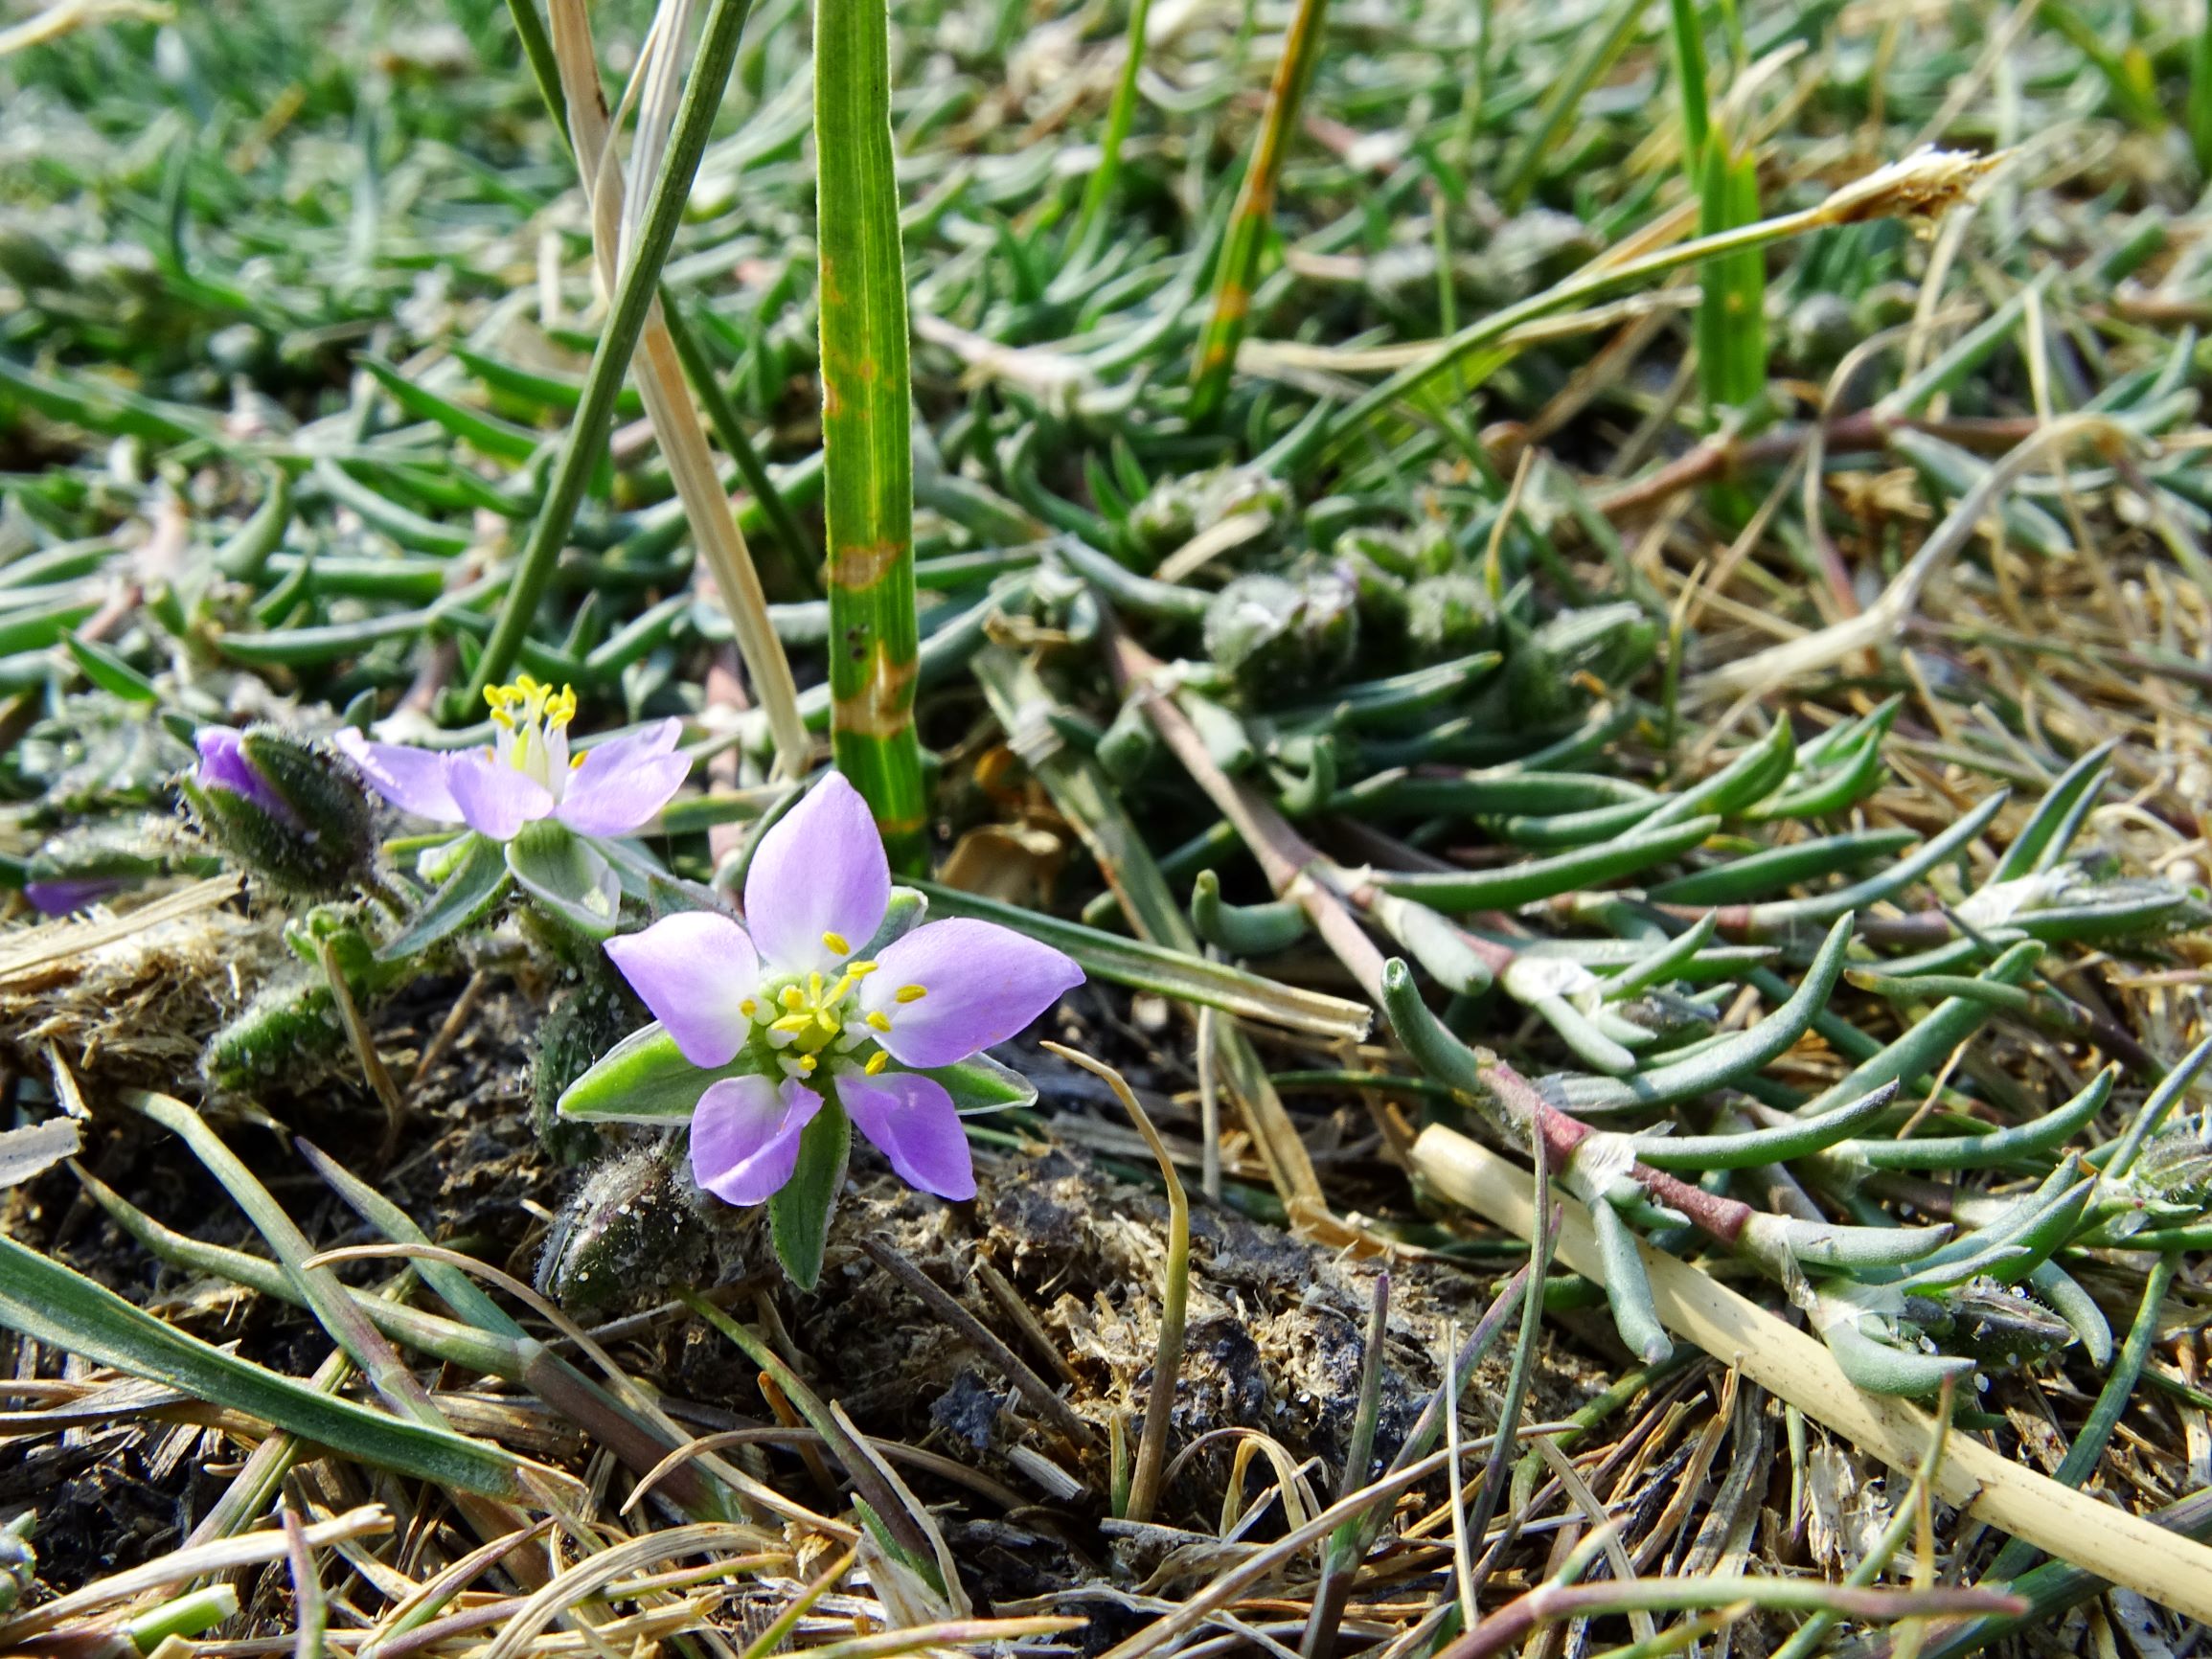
559,773 -> 1083,1284
339,677 -> 691,950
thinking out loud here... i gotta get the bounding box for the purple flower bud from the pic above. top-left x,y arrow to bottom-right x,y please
194,729 -> 295,824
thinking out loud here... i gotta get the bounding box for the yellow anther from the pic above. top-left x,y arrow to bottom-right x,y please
797,1055 -> 817,1075
865,1052 -> 890,1075
741,998 -> 758,1017
847,960 -> 878,977
780,986 -> 806,1011
895,985 -> 927,1004
866,1011 -> 893,1033
771,1012 -> 813,1035
808,972 -> 826,1003
815,1011 -> 840,1034
822,931 -> 851,956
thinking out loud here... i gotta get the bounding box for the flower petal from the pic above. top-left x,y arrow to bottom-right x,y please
447,754 -> 556,841
194,728 -> 285,816
859,918 -> 1084,1069
558,719 -> 691,836
689,1076 -> 822,1206
743,772 -> 890,975
604,909 -> 761,1067
840,1071 -> 974,1199
24,877 -> 125,916
335,729 -> 465,824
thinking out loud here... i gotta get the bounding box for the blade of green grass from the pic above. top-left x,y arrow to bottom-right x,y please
1188,0 -> 1331,420
817,0 -> 928,869
462,0 -> 763,716
0,1230 -> 554,1501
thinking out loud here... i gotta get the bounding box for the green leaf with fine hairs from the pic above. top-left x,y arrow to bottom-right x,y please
376,832 -> 511,962
816,0 -> 927,871
770,1097 -> 852,1289
0,1231 -> 538,1499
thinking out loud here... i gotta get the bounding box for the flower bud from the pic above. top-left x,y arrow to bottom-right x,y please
536,1143 -> 713,1313
1127,466 -> 1289,563
2129,1121 -> 2212,1210
0,1512 -> 34,1616
1905,1280 -> 2073,1375
184,726 -> 376,898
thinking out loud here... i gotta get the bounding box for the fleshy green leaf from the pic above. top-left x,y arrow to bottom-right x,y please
376,832 -> 511,961
507,822 -> 621,939
769,1097 -> 851,1290
65,632 -> 159,703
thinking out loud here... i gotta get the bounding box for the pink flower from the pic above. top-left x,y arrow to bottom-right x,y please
337,676 -> 689,842
580,772 -> 1083,1206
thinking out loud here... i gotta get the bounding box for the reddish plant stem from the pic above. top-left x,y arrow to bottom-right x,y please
1106,624 -> 1392,1002
1437,1581 -> 2026,1659
1595,411 -> 2041,520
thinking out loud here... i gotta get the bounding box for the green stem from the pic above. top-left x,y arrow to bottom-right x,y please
1187,0 -> 1331,420
465,0 -> 758,710
816,0 -> 928,870
1068,0 -> 1154,262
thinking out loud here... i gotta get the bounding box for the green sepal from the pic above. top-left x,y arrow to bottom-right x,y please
924,1050 -> 1038,1114
770,1097 -> 851,1290
508,821 -> 621,940
559,1022 -> 763,1125
377,831 -> 510,961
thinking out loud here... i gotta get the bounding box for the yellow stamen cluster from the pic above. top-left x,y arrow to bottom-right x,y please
745,931 -> 932,1084
484,673 -> 577,733
484,675 -> 580,781
766,960 -> 878,1056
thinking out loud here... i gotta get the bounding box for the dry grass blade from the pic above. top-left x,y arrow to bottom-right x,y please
1410,1125 -> 2212,1625
0,1507 -> 391,1644
1045,1040 -> 1187,1525
474,1524 -> 782,1659
540,0 -> 808,775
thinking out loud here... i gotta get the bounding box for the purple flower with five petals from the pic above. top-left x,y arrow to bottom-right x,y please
582,772 -> 1083,1206
336,675 -> 689,842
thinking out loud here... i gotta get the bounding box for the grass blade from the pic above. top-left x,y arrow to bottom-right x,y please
817,0 -> 928,868
0,1232 -> 553,1502
1188,0 -> 1331,420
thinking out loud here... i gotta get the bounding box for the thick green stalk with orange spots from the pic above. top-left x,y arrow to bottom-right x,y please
1187,0 -> 1332,421
815,0 -> 927,873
